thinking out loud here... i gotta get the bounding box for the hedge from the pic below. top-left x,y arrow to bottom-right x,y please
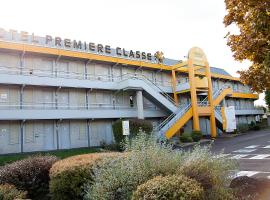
0,155 -> 58,199
0,184 -> 27,200
112,119 -> 153,149
132,175 -> 204,200
49,152 -> 123,200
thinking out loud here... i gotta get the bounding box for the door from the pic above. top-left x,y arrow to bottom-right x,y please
58,90 -> 69,109
43,122 -> 54,150
41,59 -> 53,77
58,62 -> 69,78
59,122 -> 70,149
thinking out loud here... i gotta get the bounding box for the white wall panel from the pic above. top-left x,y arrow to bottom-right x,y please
58,121 -> 71,149
0,53 -> 20,68
70,120 -> 88,148
90,120 -> 113,146
0,121 -> 20,154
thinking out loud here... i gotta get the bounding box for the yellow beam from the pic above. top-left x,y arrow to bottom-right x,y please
188,59 -> 200,131
171,70 -> 178,105
221,107 -> 227,131
165,108 -> 193,139
205,61 -> 216,138
198,106 -> 211,116
231,93 -> 259,99
0,40 -> 243,82
213,88 -> 233,106
172,61 -> 188,69
0,40 -> 171,71
176,89 -> 190,94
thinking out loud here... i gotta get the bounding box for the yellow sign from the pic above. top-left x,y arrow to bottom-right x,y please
188,47 -> 208,66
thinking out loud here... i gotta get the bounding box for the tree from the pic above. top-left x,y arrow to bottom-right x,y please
224,0 -> 270,92
265,90 -> 270,111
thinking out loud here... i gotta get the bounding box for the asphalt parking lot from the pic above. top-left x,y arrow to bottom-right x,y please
211,128 -> 270,179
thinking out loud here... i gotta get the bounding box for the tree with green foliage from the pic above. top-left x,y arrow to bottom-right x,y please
265,90 -> 270,111
224,0 -> 270,92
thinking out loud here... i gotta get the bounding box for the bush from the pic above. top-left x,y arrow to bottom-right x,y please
180,132 -> 193,143
177,145 -> 237,200
0,184 -> 27,200
191,131 -> 203,142
237,123 -> 249,133
230,176 -> 270,200
132,175 -> 204,200
249,121 -> 260,131
0,155 -> 57,199
49,152 -> 122,200
112,119 -> 153,149
84,133 -> 184,200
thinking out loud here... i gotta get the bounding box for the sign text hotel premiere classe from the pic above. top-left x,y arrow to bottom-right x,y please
0,28 -> 155,61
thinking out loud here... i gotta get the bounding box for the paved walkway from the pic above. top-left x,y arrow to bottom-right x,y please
211,128 -> 270,179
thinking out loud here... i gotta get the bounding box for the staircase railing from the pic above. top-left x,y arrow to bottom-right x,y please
213,85 -> 231,99
119,73 -> 176,105
215,106 -> 223,122
156,103 -> 191,133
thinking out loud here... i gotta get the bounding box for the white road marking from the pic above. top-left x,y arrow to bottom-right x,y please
233,149 -> 256,153
235,171 -> 259,177
230,154 -> 249,159
245,145 -> 259,149
263,145 -> 270,148
213,154 -> 230,158
248,154 -> 270,159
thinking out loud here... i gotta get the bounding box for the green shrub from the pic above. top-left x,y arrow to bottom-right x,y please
249,121 -> 261,131
191,131 -> 203,142
131,175 -> 204,200
84,133 -> 184,200
178,145 -> 237,200
49,153 -> 122,200
0,155 -> 58,199
0,184 -> 27,200
180,132 -> 193,143
112,119 -> 153,149
237,123 -> 249,133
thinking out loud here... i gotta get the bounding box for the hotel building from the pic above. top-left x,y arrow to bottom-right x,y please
0,28 -> 264,154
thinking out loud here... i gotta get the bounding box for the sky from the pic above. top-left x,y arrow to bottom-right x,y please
0,0 -> 265,105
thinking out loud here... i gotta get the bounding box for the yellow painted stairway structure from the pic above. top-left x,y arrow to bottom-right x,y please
157,86 -> 233,139
213,87 -> 233,106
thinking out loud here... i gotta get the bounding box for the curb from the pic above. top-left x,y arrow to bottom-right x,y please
174,139 -> 212,148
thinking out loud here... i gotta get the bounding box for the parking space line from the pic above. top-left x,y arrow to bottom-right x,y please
248,154 -> 270,159
230,154 -> 249,159
233,149 -> 256,153
235,171 -> 259,177
245,145 -> 259,149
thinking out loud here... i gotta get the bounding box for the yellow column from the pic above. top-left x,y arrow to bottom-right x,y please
205,61 -> 217,138
171,70 -> 179,105
188,59 -> 200,131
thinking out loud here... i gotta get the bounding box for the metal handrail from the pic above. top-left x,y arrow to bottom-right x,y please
0,102 -> 137,110
197,101 -> 209,107
119,73 -> 176,105
0,65 -> 173,87
156,103 -> 191,131
213,85 -> 231,99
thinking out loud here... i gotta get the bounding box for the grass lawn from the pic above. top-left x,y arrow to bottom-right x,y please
0,147 -> 101,166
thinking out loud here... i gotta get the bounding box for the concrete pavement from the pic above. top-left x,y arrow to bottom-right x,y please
211,128 -> 270,178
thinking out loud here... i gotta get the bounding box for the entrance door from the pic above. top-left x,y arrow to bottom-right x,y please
43,122 -> 54,150
58,90 -> 69,109
59,122 -> 70,149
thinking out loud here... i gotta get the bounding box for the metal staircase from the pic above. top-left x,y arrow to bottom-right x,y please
155,86 -> 231,139
116,74 -> 232,139
117,74 -> 178,112
215,107 -> 223,123
156,103 -> 192,137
